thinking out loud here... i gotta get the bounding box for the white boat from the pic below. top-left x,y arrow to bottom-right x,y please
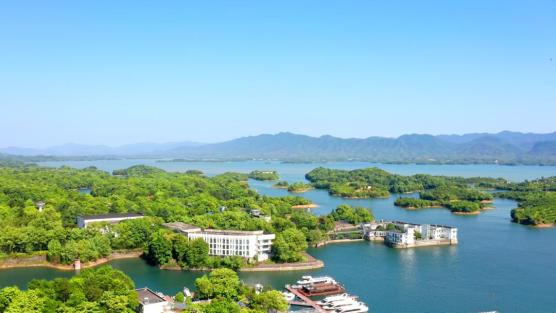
282,291 -> 295,302
318,293 -> 352,305
335,302 -> 369,313
296,275 -> 337,286
322,298 -> 358,309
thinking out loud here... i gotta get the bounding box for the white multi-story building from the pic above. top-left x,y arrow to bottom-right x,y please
163,222 -> 275,261
386,227 -> 415,245
362,220 -> 458,247
421,224 -> 458,243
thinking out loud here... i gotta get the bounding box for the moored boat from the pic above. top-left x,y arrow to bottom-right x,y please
334,301 -> 369,313
297,275 -> 337,286
282,291 -> 295,302
317,293 -> 354,305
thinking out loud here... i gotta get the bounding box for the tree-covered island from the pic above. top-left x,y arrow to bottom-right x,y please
287,182 -> 313,193
272,181 -> 289,189
247,170 -> 279,181
0,164 -> 373,270
306,167 -> 497,214
306,167 -> 556,223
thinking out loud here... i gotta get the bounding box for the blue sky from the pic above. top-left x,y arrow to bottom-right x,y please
0,1 -> 554,147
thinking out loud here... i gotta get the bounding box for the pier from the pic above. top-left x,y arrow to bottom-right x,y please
285,285 -> 327,313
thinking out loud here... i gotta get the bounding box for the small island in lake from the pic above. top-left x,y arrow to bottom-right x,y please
273,180 -> 290,189
288,182 -> 313,193
248,170 -> 279,181
307,167 -> 496,214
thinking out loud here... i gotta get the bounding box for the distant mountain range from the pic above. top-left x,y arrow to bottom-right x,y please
2,131 -> 556,165
0,141 -> 202,157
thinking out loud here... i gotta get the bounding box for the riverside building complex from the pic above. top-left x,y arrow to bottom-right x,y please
362,220 -> 458,248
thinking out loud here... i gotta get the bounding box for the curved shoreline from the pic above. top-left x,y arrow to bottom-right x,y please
400,205 -> 443,210
0,250 -> 143,271
533,223 -> 555,228
288,188 -> 313,193
291,203 -> 319,209
452,211 -> 481,215
0,251 -> 324,273
240,253 -> 324,272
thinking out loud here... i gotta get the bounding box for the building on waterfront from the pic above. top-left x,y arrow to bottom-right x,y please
76,213 -> 144,228
163,222 -> 275,261
362,220 -> 458,248
136,288 -> 170,313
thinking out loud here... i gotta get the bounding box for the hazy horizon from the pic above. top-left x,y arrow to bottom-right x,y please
1,1 -> 555,147
2,130 -> 556,150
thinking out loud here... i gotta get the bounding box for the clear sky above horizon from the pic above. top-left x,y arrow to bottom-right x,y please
0,0 -> 555,147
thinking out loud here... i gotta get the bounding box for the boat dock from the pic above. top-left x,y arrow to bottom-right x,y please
286,285 -> 327,313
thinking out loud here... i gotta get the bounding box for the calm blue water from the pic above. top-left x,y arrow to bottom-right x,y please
2,160 -> 556,313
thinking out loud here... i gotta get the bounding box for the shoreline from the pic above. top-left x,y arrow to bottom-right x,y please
401,205 -> 443,210
0,251 -> 324,273
291,203 -> 319,209
288,188 -> 313,193
452,211 -> 481,215
240,253 -> 324,272
322,238 -> 364,245
532,223 -> 555,228
0,250 -> 143,271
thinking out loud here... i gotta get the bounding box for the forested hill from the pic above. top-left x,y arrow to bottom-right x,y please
168,132 -> 556,164
2,131 -> 556,164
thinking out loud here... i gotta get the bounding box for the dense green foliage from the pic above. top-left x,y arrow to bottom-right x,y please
446,201 -> 482,213
510,192 -> 556,225
329,204 -> 374,224
394,198 -> 441,209
0,267 -> 289,313
272,228 -> 308,262
0,266 -> 138,313
247,170 -> 279,181
0,165 -> 314,267
186,268 -> 288,313
0,164 -> 371,268
497,177 -> 556,225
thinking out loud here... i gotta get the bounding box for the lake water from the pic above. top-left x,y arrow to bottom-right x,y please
2,160 -> 556,313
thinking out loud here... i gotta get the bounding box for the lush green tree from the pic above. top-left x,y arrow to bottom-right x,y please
0,287 -> 21,312
195,268 -> 241,300
4,289 -> 45,313
186,238 -> 209,269
175,291 -> 185,303
272,228 -> 307,262
330,204 -> 374,224
145,230 -> 173,265
250,290 -> 288,312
